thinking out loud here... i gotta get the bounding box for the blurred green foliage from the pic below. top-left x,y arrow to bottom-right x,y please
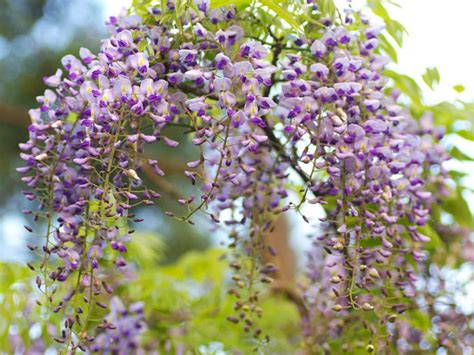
1,237 -> 301,353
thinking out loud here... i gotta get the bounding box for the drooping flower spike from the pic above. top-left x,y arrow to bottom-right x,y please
19,1 -> 449,351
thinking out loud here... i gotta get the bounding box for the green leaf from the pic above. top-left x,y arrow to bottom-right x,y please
138,40 -> 148,52
453,84 -> 465,93
66,111 -> 78,124
442,187 -> 473,228
187,1 -> 201,17
259,0 -> 300,32
385,19 -> 406,47
456,129 -> 474,141
131,0 -> 152,17
367,0 -> 407,46
405,309 -> 431,332
422,67 -> 440,90
385,69 -> 423,106
368,0 -> 390,21
386,0 -> 402,8
360,237 -> 382,249
417,224 -> 443,252
319,0 -> 336,18
210,0 -> 251,9
449,170 -> 468,179
132,0 -> 151,10
378,33 -> 398,63
450,146 -> 474,161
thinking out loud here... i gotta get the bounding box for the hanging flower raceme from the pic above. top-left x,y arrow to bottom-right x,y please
283,41 -> 449,310
18,1 -> 450,351
90,297 -> 146,353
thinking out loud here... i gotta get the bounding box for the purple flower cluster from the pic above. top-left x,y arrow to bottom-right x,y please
19,0 -> 451,349
91,297 -> 146,353
270,16 -> 449,315
294,11 -> 451,344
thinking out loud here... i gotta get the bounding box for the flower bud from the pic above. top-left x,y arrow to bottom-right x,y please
35,153 -> 49,161
333,242 -> 344,251
335,108 -> 348,122
261,276 -> 274,283
126,169 -> 140,180
332,304 -> 343,312
329,113 -> 344,127
382,185 -> 392,201
51,120 -> 63,128
330,275 -> 341,284
362,302 -> 374,311
230,261 -> 241,270
226,316 -> 239,324
300,155 -> 311,164
368,267 -> 380,278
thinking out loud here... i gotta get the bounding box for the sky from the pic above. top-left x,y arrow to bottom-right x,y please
388,0 -> 474,104
339,0 -> 474,103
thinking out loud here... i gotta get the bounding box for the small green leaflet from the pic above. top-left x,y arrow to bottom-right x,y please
453,84 -> 465,93
422,67 -> 440,90
66,112 -> 78,124
378,33 -> 398,63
